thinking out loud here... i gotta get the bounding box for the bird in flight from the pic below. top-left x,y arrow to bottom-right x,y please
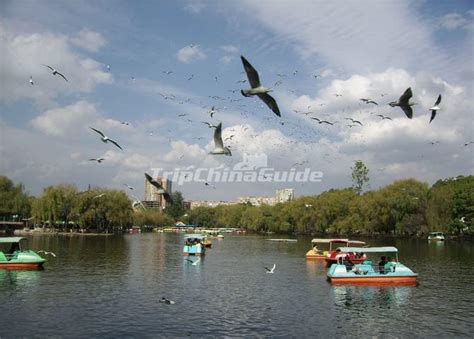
93,193 -> 106,199
360,98 -> 378,105
209,122 -> 232,156
144,173 -> 173,204
124,184 -> 135,190
318,120 -> 336,125
265,264 -> 276,274
89,127 -> 123,150
376,114 -> 392,120
202,121 -> 218,129
209,106 -> 217,118
89,158 -> 105,163
29,76 -> 34,85
345,118 -> 363,126
389,87 -> 415,119
429,94 -> 442,123
43,65 -> 68,82
240,56 -> 281,117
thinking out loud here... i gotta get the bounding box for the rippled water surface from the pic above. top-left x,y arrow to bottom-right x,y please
1,234 -> 473,337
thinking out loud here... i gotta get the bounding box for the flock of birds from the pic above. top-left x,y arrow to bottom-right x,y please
30,52 -> 471,205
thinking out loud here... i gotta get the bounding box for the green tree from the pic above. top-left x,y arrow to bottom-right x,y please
0,176 -> 31,220
164,191 -> 185,220
351,160 -> 370,195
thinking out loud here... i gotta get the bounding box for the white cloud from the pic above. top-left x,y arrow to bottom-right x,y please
184,0 -> 206,14
219,55 -> 234,64
70,28 -> 107,52
0,24 -> 112,106
176,45 -> 206,63
220,45 -> 239,53
31,100 -> 98,137
438,13 -> 468,30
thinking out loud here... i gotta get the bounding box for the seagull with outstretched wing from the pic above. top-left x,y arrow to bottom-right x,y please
240,56 -> 281,117
209,122 -> 232,156
429,94 -> 442,123
144,173 -> 173,204
265,264 -> 276,274
89,127 -> 123,150
43,64 -> 68,82
389,87 -> 415,119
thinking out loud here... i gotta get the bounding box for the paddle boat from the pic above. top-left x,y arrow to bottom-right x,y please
0,237 -> 46,269
428,232 -> 445,241
323,239 -> 367,265
183,234 -> 206,256
306,238 -> 350,260
327,246 -> 418,285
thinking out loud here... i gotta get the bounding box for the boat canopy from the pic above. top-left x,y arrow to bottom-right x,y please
0,237 -> 26,244
311,238 -> 349,244
336,246 -> 398,253
184,234 -> 205,240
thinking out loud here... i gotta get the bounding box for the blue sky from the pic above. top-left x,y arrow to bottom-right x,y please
1,0 -> 473,201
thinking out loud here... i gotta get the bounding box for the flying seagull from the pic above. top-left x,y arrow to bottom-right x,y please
265,264 -> 276,274
376,114 -> 392,120
209,122 -> 232,156
89,158 -> 105,163
144,173 -> 173,204
89,127 -> 123,150
202,121 -> 218,129
93,193 -> 106,199
37,250 -> 56,257
29,76 -> 34,85
345,118 -> 363,126
360,98 -> 378,105
43,64 -> 68,82
389,87 -> 415,119
124,184 -> 135,190
240,56 -> 281,117
209,106 -> 216,118
159,297 -> 175,305
429,94 -> 442,123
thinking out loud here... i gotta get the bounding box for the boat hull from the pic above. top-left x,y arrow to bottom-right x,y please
0,262 -> 44,270
329,276 -> 417,286
305,249 -> 328,260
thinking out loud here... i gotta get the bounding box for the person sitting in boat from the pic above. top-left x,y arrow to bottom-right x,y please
378,256 -> 388,273
384,257 -> 396,272
342,256 -> 353,272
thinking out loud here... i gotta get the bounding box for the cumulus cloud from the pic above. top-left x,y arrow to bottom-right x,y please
0,24 -> 112,106
184,0 -> 206,14
70,28 -> 107,52
438,13 -> 469,30
31,100 -> 98,137
176,45 -> 206,63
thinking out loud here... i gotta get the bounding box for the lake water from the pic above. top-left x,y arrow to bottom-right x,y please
1,233 -> 473,338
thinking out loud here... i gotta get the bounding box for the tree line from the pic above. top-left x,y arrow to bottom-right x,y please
0,174 -> 472,236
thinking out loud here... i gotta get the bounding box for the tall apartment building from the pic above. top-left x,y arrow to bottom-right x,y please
144,176 -> 172,209
275,188 -> 294,203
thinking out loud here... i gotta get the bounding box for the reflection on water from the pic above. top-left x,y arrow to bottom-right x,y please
332,285 -> 413,308
0,234 -> 473,337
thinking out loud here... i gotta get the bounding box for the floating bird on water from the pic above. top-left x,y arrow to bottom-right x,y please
159,297 -> 175,305
29,76 -> 34,85
429,94 -> 442,123
265,264 -> 276,274
90,127 -> 123,150
209,122 -> 232,156
144,173 -> 173,203
37,250 -> 56,257
89,158 -> 105,163
360,98 -> 378,105
186,258 -> 201,266
240,56 -> 281,117
389,87 -> 415,119
43,65 -> 68,82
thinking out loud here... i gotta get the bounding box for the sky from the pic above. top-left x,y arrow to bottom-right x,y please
1,0 -> 473,202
